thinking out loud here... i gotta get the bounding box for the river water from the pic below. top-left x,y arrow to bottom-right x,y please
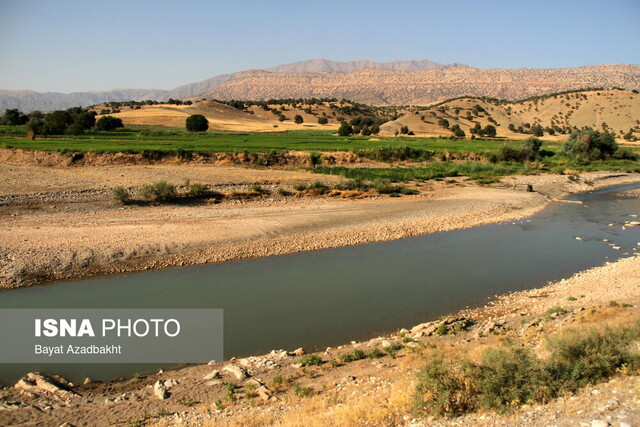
0,182 -> 638,384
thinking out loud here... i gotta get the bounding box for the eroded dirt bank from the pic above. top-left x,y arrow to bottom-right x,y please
1,165 -> 639,289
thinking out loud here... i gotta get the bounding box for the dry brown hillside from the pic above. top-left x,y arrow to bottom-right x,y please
104,100 -> 378,131
380,89 -> 640,140
199,65 -> 640,106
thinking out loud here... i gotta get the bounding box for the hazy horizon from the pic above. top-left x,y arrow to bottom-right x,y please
1,0 -> 638,93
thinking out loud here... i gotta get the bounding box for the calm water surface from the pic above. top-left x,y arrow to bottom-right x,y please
0,182 -> 638,384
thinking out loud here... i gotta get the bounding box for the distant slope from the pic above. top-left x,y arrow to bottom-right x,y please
263,58 -> 466,73
379,89 -> 640,140
201,65 -> 640,106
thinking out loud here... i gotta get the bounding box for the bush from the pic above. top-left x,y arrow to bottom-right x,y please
415,355 -> 477,417
338,122 -> 353,136
187,182 -> 208,198
317,117 -> 328,124
140,181 -> 176,202
562,130 -> 618,161
299,354 -> 323,366
293,384 -> 314,398
309,152 -> 322,167
521,136 -> 543,154
294,114 -> 304,124
112,186 -> 130,204
185,114 -> 209,132
497,145 -> 533,162
95,115 -> 123,131
414,323 -> 640,417
339,349 -> 366,363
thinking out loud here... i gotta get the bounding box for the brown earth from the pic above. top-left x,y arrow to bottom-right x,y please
381,89 -> 640,140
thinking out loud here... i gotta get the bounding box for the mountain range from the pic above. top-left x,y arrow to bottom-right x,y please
1,59 -> 639,111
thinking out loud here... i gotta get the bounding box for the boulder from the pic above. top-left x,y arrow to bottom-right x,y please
221,364 -> 248,381
15,373 -> 77,398
153,380 -> 168,399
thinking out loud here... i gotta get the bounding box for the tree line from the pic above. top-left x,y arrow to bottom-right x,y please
1,108 -> 123,136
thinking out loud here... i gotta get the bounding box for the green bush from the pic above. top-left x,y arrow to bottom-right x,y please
187,182 -> 208,198
293,384 -> 314,398
185,114 -> 209,132
140,181 -> 176,202
562,130 -> 618,161
414,323 -> 640,417
112,186 -> 130,204
299,354 -> 323,366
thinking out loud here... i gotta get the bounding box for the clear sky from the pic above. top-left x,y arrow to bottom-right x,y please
0,0 -> 638,93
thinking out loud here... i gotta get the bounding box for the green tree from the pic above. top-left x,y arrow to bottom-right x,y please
185,114 -> 208,132
95,115 -> 124,131
562,130 -> 618,161
42,110 -> 73,135
484,124 -> 497,137
438,118 -> 450,129
451,124 -> 466,138
74,111 -> 96,130
2,109 -> 28,125
338,122 -> 353,136
294,114 -> 304,124
531,124 -> 544,137
317,117 -> 329,124
521,136 -> 543,155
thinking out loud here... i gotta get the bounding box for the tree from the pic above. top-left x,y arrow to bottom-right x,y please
450,124 -> 466,138
338,122 -> 353,136
2,109 -> 28,125
531,124 -> 544,137
484,124 -> 497,137
42,110 -> 73,135
294,114 -> 304,124
521,136 -> 543,155
317,117 -> 328,125
96,115 -> 124,131
74,111 -> 96,130
562,130 -> 618,161
185,114 -> 208,132
400,125 -> 409,135
438,118 -> 450,129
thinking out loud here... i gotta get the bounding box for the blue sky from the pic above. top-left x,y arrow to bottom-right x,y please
0,0 -> 638,92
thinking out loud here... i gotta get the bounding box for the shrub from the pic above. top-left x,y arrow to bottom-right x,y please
185,114 -> 208,132
276,187 -> 292,196
187,183 -> 208,198
294,114 -> 304,124
415,355 -> 477,417
293,384 -> 313,398
299,354 -> 322,367
309,152 -> 322,167
96,115 -> 123,131
367,348 -> 385,359
338,122 -> 353,136
112,186 -> 130,204
521,136 -> 543,154
317,117 -> 328,124
140,181 -> 176,202
414,323 -> 640,417
562,130 -> 618,161
293,182 -> 308,191
339,349 -> 366,363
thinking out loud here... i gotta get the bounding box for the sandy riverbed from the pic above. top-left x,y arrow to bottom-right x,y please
1,164 -> 639,289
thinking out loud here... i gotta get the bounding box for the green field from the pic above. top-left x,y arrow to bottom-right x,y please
0,127 -> 551,155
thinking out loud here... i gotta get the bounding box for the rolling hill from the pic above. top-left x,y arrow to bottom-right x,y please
380,89 -> 640,140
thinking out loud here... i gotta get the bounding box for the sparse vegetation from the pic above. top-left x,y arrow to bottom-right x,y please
415,322 -> 640,417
